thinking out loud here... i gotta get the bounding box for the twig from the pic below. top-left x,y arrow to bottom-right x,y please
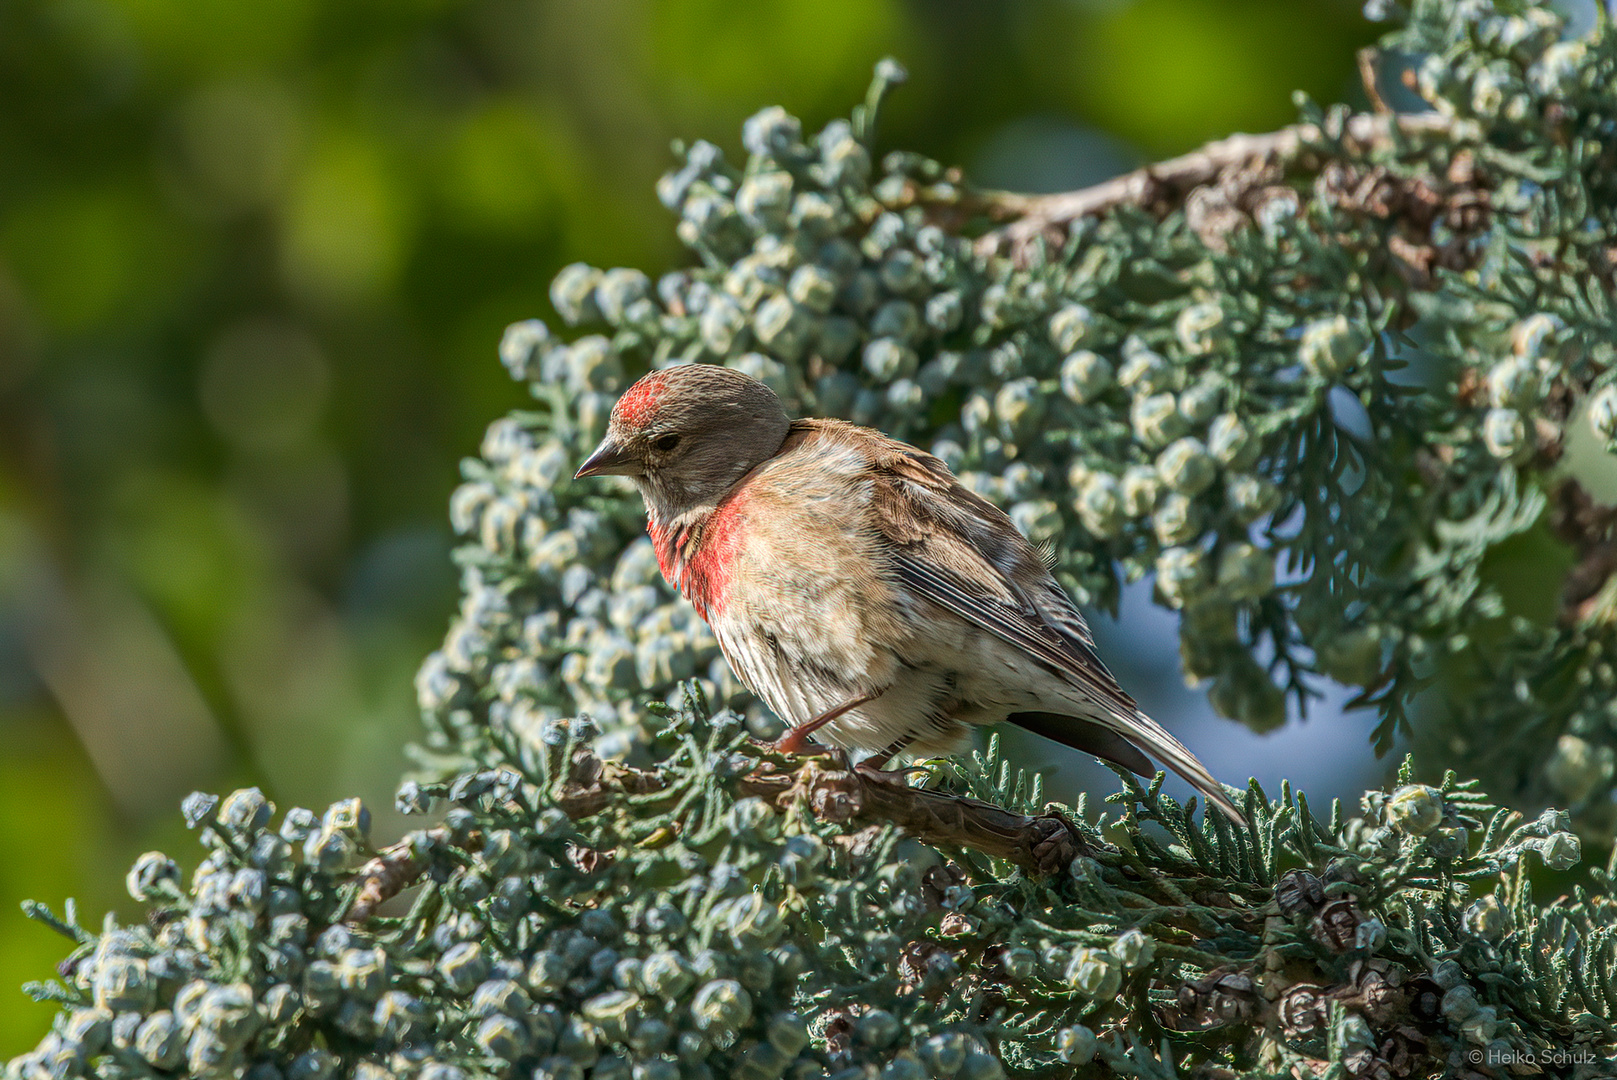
1358,48 -> 1391,116
974,111 -> 1457,260
554,752 -> 667,818
342,754 -> 664,923
344,828 -> 451,923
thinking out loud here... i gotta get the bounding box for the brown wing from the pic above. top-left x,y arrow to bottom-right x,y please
807,420 -> 1243,822
831,422 -> 1139,721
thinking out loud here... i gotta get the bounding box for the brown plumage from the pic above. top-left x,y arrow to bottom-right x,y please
576,364 -> 1244,823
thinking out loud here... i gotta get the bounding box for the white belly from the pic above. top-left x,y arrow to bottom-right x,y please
710,606 -> 1054,761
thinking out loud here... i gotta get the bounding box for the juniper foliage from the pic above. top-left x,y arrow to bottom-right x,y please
10,0 -> 1617,1077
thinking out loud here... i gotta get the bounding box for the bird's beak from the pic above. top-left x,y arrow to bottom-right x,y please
575,436 -> 638,479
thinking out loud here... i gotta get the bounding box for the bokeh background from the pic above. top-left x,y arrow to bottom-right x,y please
0,0 -> 1381,1050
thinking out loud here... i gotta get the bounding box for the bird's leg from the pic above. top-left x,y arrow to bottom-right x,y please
770,689 -> 882,754
857,735 -> 915,772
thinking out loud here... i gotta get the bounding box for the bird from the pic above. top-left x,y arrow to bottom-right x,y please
575,363 -> 1244,823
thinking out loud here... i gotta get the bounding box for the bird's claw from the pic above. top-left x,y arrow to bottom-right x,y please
749,732 -> 840,760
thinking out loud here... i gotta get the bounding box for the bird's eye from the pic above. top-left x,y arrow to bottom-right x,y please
652,433 -> 681,453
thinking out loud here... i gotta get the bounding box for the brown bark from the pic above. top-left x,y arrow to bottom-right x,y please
737,757 -> 1085,875
973,112 -> 1457,263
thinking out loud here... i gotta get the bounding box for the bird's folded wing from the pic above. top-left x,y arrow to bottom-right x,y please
891,554 -> 1139,722
863,439 -> 1138,722
851,430 -> 1245,824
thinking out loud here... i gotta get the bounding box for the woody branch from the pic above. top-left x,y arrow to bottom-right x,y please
343,751 -> 1085,921
973,111 -> 1460,262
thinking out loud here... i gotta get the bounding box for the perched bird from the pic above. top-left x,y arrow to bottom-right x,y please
576,364 -> 1244,822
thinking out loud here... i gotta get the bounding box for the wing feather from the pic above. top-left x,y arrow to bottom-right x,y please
822,423 -> 1244,823
891,556 -> 1137,719
852,431 -> 1125,710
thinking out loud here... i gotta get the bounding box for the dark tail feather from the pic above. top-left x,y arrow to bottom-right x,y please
1008,709 -> 1246,825
1007,711 -> 1154,777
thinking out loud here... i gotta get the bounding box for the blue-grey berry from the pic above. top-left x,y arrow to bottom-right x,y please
879,249 -> 924,294
1463,895 -> 1509,941
181,792 -> 219,829
1589,385 -> 1617,444
439,941 -> 490,995
690,980 -> 751,1037
1175,300 -> 1225,354
582,990 -> 640,1042
1121,465 -> 1160,518
871,299 -> 920,343
218,787 -> 273,832
994,378 -> 1042,440
1226,474 -> 1280,525
736,172 -> 793,231
787,265 -> 838,314
1537,831 -> 1581,870
1131,393 -> 1186,448
1207,414 -> 1257,469
594,268 -> 651,327
279,806 -> 319,845
1216,543 -> 1275,602
699,294 -> 747,355
1118,339 -> 1171,395
1109,929 -> 1155,970
925,291 -> 963,333
1064,947 -> 1121,998
817,122 -> 871,185
475,1014 -> 531,1061
790,191 -> 843,236
863,338 -> 918,381
1155,546 -> 1208,609
127,852 -> 181,903
1059,351 -> 1112,404
742,106 -> 802,160
1386,784 -> 1444,835
1298,315 -> 1365,379
1484,404 -> 1532,464
1157,438 -> 1217,496
1178,379 -> 1222,425
1486,356 -> 1539,408
551,264 -> 603,326
1048,303 -> 1096,353
752,295 -> 812,360
1055,1025 -> 1098,1065
1076,474 -> 1124,539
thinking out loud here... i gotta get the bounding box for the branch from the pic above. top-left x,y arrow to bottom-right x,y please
1357,47 -> 1391,117
343,827 -> 450,923
737,757 -> 1085,875
974,111 -> 1458,261
342,752 -> 662,923
342,752 -> 1084,921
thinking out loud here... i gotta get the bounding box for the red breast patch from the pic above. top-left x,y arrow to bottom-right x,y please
647,519 -> 678,583
647,489 -> 749,620
684,491 -> 747,618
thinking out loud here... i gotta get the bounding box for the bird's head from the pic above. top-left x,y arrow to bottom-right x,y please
575,365 -> 792,521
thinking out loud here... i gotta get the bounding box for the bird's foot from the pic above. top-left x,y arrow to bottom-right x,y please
751,689 -> 885,759
768,727 -> 818,755
749,731 -> 840,759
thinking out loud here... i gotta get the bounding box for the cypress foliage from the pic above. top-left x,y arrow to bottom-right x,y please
9,2 -> 1617,1077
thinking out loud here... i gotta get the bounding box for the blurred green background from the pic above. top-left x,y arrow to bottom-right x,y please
0,0 -> 1374,1049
